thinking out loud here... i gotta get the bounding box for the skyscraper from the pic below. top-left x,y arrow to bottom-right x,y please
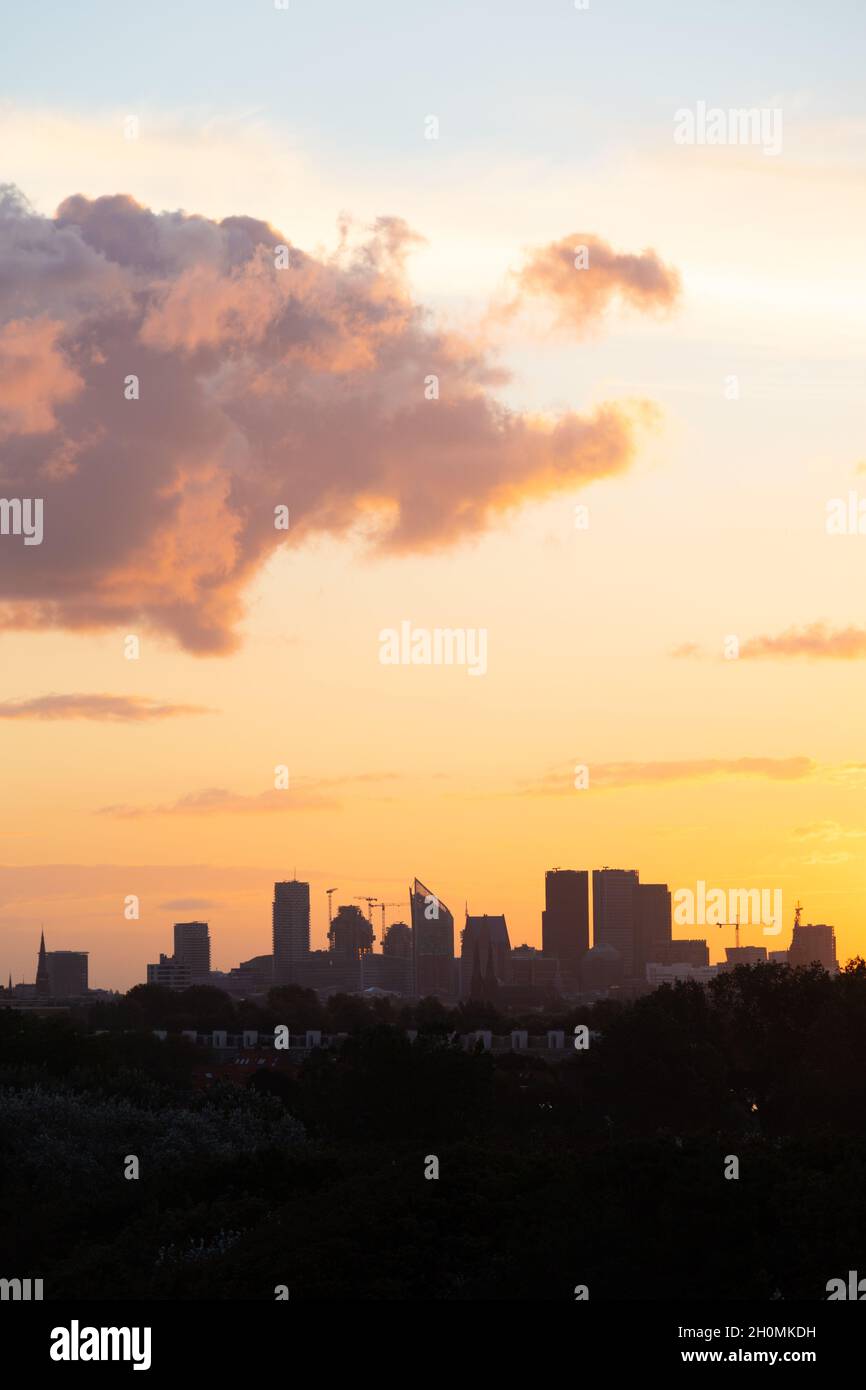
173,921 -> 211,983
410,878 -> 455,997
542,869 -> 589,984
273,879 -> 311,985
592,868 -> 640,977
46,951 -> 89,997
636,882 -> 672,977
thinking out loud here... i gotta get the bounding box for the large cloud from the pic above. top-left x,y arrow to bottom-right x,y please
0,186 -> 673,652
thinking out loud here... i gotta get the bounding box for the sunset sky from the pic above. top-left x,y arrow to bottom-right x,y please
2,0 -> 866,988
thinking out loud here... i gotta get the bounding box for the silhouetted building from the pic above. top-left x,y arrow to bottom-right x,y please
273,879 -> 311,984
224,954 -> 273,994
35,931 -> 50,997
723,946 -> 767,966
542,869 -> 589,986
382,921 -> 412,958
580,943 -> 624,993
657,938 -> 710,968
593,869 -> 640,976
789,922 -> 838,972
460,914 -> 511,997
636,883 -> 672,975
173,921 -> 211,982
46,951 -> 88,996
411,878 -> 455,998
147,954 -> 192,989
507,945 -> 561,999
329,904 -> 374,957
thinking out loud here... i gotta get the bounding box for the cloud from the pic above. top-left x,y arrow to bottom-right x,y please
0,185 -> 673,652
157,898 -> 219,911
525,756 -> 816,793
793,820 -> 866,844
0,693 -> 212,721
508,233 -> 681,332
738,622 -> 866,659
670,641 -> 702,658
97,771 -> 399,817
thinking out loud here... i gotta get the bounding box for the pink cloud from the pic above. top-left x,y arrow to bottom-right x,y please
0,188 -> 675,652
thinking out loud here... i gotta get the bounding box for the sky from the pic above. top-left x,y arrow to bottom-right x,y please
1,1 -> 866,988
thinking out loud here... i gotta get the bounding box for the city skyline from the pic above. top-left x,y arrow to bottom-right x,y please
3,3 -> 866,993
3,863 -> 843,995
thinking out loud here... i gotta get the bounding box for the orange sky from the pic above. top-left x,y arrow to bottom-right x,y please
2,106 -> 866,990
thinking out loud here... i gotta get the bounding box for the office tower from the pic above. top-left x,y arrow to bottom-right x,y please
46,951 -> 88,996
382,921 -> 412,958
788,922 -> 838,972
592,868 -> 640,977
273,879 -> 311,984
542,870 -> 589,984
410,878 -> 455,997
329,904 -> 374,957
173,921 -> 211,982
147,954 -> 192,990
636,883 -> 672,976
35,930 -> 50,996
460,914 -> 511,998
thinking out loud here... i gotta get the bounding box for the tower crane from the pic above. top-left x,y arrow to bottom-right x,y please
326,888 -> 337,925
376,901 -> 403,934
354,896 -> 377,923
717,914 -> 742,951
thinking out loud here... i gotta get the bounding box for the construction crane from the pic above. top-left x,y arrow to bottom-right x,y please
326,888 -> 337,925
793,900 -> 803,929
376,901 -> 403,934
717,914 -> 743,951
354,896 -> 377,923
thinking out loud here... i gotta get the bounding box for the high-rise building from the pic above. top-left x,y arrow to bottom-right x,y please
410,878 -> 455,998
636,883 -> 672,975
592,868 -> 640,977
173,921 -> 211,982
273,879 -> 311,984
46,951 -> 89,996
460,914 -> 511,998
329,904 -> 374,957
382,922 -> 412,958
542,870 -> 589,985
788,922 -> 838,972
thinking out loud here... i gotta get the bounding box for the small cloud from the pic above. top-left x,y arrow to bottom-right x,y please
0,693 -> 213,721
670,641 -> 702,658
158,898 -> 219,911
794,820 -> 866,843
739,622 -> 866,660
523,755 -> 816,795
509,233 -> 681,334
97,771 -> 400,818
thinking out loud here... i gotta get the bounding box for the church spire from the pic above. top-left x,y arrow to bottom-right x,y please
35,928 -> 50,997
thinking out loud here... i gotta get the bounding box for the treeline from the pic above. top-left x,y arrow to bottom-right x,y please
3,960 -> 866,1298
